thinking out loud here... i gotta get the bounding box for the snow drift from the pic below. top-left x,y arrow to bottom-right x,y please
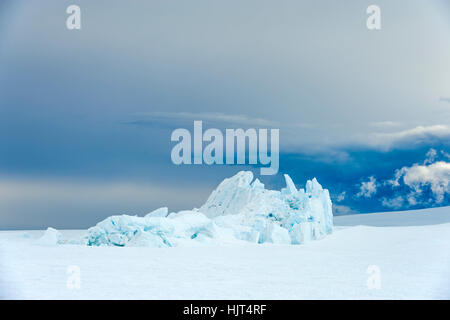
86,171 -> 333,247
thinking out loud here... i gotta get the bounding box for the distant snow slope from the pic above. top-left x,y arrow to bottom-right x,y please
0,207 -> 449,299
334,206 -> 450,227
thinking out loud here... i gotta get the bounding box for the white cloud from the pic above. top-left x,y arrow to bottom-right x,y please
332,204 -> 356,216
382,149 -> 450,208
370,121 -> 404,128
406,193 -> 418,206
386,148 -> 450,205
336,191 -> 346,202
381,196 -> 404,209
356,176 -> 377,198
131,111 -> 318,134
365,125 -> 450,151
399,161 -> 450,203
441,150 -> 450,160
132,111 -> 280,127
424,148 -> 437,165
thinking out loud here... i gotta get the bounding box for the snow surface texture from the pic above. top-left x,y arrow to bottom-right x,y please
0,207 -> 449,299
86,171 -> 333,247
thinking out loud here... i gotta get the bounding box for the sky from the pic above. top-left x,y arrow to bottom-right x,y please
0,0 -> 449,229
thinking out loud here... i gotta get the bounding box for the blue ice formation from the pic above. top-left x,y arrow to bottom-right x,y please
86,171 -> 333,247
36,227 -> 62,246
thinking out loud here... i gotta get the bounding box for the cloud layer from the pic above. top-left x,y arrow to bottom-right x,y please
363,125 -> 450,151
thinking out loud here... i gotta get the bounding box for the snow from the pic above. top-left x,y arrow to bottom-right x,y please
35,227 -> 61,246
0,206 -> 449,299
333,205 -> 450,227
85,171 -> 333,247
0,171 -> 448,299
145,207 -> 168,218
